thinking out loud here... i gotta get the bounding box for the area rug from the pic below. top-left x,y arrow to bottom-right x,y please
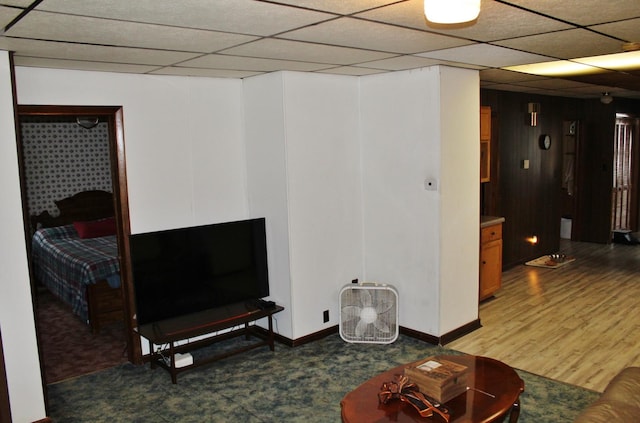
46,334 -> 598,422
525,255 -> 576,269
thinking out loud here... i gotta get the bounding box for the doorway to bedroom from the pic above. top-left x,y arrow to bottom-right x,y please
16,105 -> 138,388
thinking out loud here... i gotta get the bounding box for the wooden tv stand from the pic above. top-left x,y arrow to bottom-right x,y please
136,302 -> 284,383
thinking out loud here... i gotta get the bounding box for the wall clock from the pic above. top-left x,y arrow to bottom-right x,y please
539,134 -> 551,150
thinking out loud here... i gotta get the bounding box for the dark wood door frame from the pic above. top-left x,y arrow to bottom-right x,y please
0,329 -> 12,423
16,105 -> 142,372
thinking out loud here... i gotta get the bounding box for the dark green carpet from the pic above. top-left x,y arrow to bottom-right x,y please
47,334 -> 598,422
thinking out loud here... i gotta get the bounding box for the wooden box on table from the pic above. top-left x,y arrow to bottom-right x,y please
404,357 -> 469,403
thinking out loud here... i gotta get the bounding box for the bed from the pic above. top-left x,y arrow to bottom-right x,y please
31,190 -> 124,333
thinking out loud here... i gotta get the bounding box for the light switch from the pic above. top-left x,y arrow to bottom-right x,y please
522,159 -> 530,169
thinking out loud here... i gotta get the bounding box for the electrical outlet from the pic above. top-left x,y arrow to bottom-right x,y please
323,310 -> 329,323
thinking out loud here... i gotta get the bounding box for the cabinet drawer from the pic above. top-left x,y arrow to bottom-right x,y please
481,224 -> 502,243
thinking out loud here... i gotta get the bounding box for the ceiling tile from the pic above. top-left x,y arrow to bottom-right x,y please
480,68 -> 549,83
149,67 -> 263,78
36,0 -> 336,36
316,66 -> 386,76
221,38 -> 397,65
355,0 -> 573,41
359,55 -> 486,71
529,88 -> 586,97
0,1 -> 31,7
566,71 -> 640,91
0,37 -> 200,65
590,18 -> 640,44
356,55 -> 446,71
494,29 -> 628,59
481,83 -> 546,94
179,54 -> 331,72
511,78 -> 592,90
280,16 -> 471,54
12,56 -> 160,73
0,0 -> 636,99
505,0 -> 640,26
8,11 -> 259,53
269,0 -> 400,15
418,44 -> 553,68
566,85 -> 627,95
0,5 -> 22,27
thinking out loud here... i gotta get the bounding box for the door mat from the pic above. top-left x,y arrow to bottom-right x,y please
525,255 -> 575,269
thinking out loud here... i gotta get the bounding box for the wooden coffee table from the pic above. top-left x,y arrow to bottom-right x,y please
341,355 -> 524,422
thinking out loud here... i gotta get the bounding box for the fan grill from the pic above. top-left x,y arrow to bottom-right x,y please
340,283 -> 398,344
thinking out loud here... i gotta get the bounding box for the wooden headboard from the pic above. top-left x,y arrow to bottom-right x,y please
31,190 -> 114,229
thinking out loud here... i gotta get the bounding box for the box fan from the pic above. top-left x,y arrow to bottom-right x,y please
339,282 -> 398,344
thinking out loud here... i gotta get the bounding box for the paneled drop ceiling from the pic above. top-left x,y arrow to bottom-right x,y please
1,0 -> 639,100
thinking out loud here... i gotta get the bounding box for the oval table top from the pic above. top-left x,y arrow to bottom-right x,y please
341,354 -> 524,423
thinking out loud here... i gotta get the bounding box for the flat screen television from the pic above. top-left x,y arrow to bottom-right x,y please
129,218 -> 269,326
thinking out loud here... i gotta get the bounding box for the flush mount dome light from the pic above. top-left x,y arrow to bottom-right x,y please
424,0 -> 480,24
76,117 -> 99,129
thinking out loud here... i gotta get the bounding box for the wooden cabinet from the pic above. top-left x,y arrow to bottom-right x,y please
480,106 -> 491,183
480,220 -> 502,301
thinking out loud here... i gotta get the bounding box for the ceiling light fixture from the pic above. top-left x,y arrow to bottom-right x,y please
600,92 -> 613,105
504,51 -> 640,77
504,60 -> 598,77
622,42 -> 640,52
76,117 -> 100,129
424,0 -> 480,24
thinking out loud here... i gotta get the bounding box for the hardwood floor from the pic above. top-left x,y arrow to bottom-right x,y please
447,239 -> 640,393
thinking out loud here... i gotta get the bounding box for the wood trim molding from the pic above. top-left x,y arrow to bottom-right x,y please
400,320 -> 482,346
264,325 -> 339,348
17,106 -> 140,363
399,326 -> 440,345
439,319 -> 482,345
137,319 -> 482,368
16,106 -> 142,397
0,329 -> 12,423
256,319 -> 483,349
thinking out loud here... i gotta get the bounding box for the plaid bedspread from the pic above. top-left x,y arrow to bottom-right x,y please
32,224 -> 120,323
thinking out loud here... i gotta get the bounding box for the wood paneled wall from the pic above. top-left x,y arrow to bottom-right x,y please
480,89 -> 640,268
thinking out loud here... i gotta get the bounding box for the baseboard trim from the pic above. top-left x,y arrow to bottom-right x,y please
272,319 -> 482,348
400,319 -> 482,346
255,325 -> 338,347
137,319 -> 481,360
399,326 -> 439,344
439,319 -> 482,345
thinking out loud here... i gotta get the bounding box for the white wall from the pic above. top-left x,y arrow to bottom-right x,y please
11,67 -> 249,367
244,72 -> 363,339
2,61 -> 479,419
360,67 -> 443,335
15,67 -> 248,233
0,52 -> 47,422
243,72 -> 294,336
282,72 -> 363,337
438,67 -> 480,333
360,66 -> 479,336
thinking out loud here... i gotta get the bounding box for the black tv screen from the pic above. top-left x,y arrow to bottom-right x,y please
130,218 -> 269,326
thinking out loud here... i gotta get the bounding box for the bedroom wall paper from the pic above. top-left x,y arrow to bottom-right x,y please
20,118 -> 112,216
